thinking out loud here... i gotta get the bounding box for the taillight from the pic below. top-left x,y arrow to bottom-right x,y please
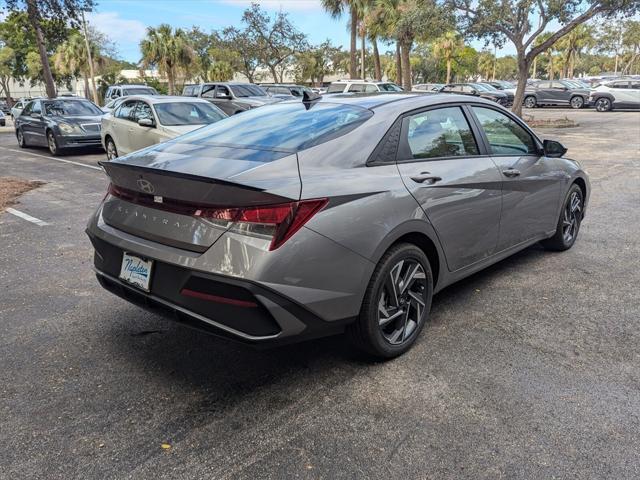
195,199 -> 328,250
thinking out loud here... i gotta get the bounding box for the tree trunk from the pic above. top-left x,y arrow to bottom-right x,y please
26,0 -> 56,98
83,71 -> 89,99
395,42 -> 402,86
167,68 -> 175,95
361,32 -> 365,79
446,58 -> 452,84
532,57 -> 537,78
350,8 -> 358,79
512,57 -> 531,117
372,37 -> 381,81
400,41 -> 412,91
268,65 -> 278,84
614,54 -> 619,74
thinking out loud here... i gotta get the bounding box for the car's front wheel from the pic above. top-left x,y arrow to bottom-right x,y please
524,96 -> 537,108
570,96 -> 584,109
105,137 -> 118,160
541,184 -> 584,251
348,243 -> 433,359
16,128 -> 27,148
595,97 -> 612,112
47,131 -> 63,156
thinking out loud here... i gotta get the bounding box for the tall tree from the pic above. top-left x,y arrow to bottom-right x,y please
140,24 -> 194,95
4,0 -> 95,98
53,32 -> 102,101
452,0 -> 640,115
241,4 -> 307,83
0,47 -> 16,101
322,0 -> 360,78
557,24 -> 594,78
433,31 -> 464,83
220,27 -> 259,82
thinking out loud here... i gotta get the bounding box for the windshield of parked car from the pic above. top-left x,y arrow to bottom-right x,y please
154,102 -> 226,126
229,84 -> 267,97
378,83 -> 403,92
43,100 -> 103,116
177,102 -> 373,152
471,83 -> 493,92
123,87 -> 157,96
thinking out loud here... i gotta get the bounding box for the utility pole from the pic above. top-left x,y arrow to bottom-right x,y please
81,10 -> 100,105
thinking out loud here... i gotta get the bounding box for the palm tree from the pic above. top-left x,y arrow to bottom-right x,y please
54,32 -> 102,103
433,31 -> 462,84
322,0 -> 360,79
558,24 -> 594,78
477,50 -> 495,80
140,24 -> 194,95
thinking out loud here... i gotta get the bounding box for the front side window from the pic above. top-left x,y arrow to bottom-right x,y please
404,106 -> 478,159
612,81 -> 629,89
134,101 -> 154,122
326,83 -> 346,93
115,100 -> 137,121
177,102 -> 372,152
229,84 -> 266,97
537,82 -> 552,89
378,83 -> 403,92
154,102 -> 226,126
630,81 -> 640,89
348,84 -> 365,92
21,101 -> 34,115
472,106 -> 538,155
216,85 -> 231,97
201,85 -> 216,98
364,84 -> 378,93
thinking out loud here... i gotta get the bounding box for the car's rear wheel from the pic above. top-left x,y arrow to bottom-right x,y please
47,130 -> 63,156
570,96 -> 584,109
595,97 -> 612,112
16,128 -> 27,148
348,243 -> 433,359
105,137 -> 118,160
524,96 -> 537,108
541,184 -> 584,251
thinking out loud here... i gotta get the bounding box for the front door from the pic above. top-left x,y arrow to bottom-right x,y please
110,99 -> 138,155
396,105 -> 503,272
469,105 -> 563,250
127,101 -> 157,153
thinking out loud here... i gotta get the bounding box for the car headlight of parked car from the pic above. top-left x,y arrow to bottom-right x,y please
58,122 -> 79,135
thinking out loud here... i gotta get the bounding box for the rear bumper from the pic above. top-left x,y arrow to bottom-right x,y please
88,232 -> 352,346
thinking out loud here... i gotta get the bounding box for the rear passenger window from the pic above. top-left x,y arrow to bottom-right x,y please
472,107 -> 538,155
611,82 -> 629,89
326,83 -> 346,93
404,107 -> 479,159
348,84 -> 365,92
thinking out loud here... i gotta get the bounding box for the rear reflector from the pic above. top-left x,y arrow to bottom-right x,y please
107,184 -> 327,250
180,288 -> 258,308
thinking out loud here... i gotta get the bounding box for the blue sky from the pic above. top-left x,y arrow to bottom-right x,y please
87,0 -> 515,63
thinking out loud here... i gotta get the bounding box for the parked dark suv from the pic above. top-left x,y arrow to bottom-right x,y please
524,80 -> 591,109
182,83 -> 281,115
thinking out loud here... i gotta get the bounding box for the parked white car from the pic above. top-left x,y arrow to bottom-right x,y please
10,98 -> 30,119
325,80 -> 404,94
101,96 -> 226,160
589,78 -> 640,112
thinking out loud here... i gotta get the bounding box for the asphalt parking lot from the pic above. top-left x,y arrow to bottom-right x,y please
1,108 -> 639,479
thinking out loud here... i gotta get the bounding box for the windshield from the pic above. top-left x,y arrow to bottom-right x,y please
471,84 -> 492,92
229,84 -> 267,97
154,102 -> 226,126
478,83 -> 499,91
176,102 -> 373,152
379,83 -> 403,92
123,87 -> 157,96
43,100 -> 103,116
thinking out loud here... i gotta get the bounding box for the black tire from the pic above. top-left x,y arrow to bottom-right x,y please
541,184 -> 584,251
105,137 -> 118,160
47,130 -> 63,156
16,128 -> 27,148
570,96 -> 584,109
524,96 -> 537,108
348,243 -> 433,359
595,97 -> 612,112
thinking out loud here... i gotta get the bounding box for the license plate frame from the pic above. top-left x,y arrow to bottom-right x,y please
119,253 -> 153,292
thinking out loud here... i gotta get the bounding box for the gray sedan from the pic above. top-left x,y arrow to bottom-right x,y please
87,93 -> 589,359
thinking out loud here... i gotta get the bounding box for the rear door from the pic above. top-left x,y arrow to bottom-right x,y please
396,105 -> 503,271
549,81 -> 570,104
469,105 -> 562,249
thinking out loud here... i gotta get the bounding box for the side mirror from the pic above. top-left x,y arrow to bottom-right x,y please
470,89 -> 478,95
543,139 -> 567,158
216,93 -> 231,100
138,118 -> 154,127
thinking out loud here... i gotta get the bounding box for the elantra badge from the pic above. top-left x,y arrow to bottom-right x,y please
137,178 -> 155,194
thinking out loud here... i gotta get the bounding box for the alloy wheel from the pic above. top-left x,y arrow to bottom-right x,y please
47,132 -> 57,154
562,191 -> 582,243
570,96 -> 584,109
17,129 -> 24,147
106,140 -> 118,160
378,259 -> 427,345
524,96 -> 536,108
595,98 -> 611,112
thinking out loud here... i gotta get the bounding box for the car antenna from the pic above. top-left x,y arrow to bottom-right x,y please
302,90 -> 321,109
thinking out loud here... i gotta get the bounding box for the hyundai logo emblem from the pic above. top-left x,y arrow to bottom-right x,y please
137,178 -> 155,194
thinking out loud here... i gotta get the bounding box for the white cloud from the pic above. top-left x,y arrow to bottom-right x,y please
86,11 -> 147,44
218,0 -> 323,11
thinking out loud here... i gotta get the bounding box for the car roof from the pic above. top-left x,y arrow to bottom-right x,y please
300,92 -> 497,110
119,95 -> 212,104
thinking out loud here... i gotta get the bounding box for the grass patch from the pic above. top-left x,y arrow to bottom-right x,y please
523,114 -> 579,129
0,177 -> 44,212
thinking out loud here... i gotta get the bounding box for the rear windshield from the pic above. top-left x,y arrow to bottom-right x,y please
123,87 -> 157,96
176,102 -> 373,152
154,102 -> 226,126
229,84 -> 267,97
43,100 -> 103,116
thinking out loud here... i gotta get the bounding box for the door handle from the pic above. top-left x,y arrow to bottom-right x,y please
502,168 -> 521,178
410,172 -> 442,184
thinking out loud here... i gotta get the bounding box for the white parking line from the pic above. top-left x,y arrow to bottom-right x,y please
5,207 -> 49,226
0,146 -> 102,171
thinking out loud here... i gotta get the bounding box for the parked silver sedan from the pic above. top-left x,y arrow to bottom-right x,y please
101,95 -> 226,160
